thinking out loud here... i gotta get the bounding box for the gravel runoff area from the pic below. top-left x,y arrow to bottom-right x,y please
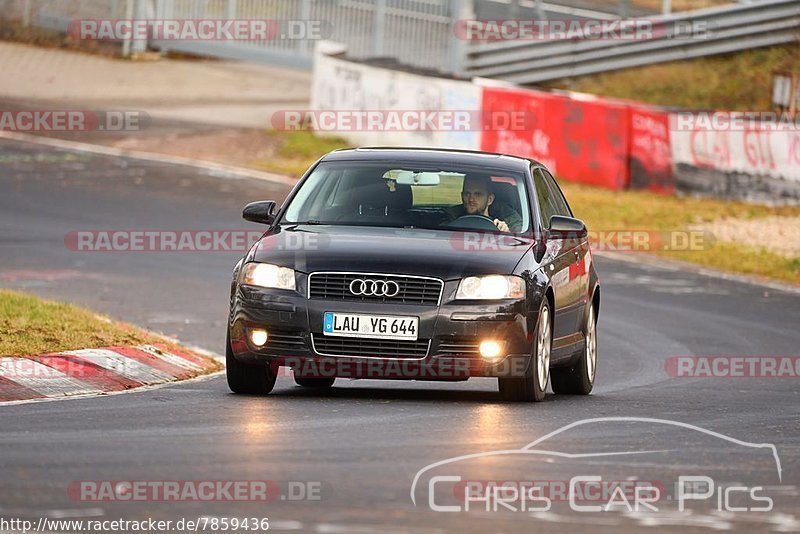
691,216 -> 800,259
0,41 -> 311,128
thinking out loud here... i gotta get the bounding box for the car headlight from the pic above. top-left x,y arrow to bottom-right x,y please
241,263 -> 296,291
455,275 -> 525,300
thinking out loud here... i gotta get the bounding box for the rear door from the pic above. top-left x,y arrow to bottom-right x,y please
540,168 -> 588,338
531,167 -> 575,341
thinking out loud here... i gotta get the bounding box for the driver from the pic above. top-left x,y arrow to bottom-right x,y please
445,174 -> 522,233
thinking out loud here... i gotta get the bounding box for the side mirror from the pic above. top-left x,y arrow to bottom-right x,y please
243,201 -> 277,225
548,215 -> 587,240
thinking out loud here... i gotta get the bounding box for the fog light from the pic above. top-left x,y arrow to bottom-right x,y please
249,329 -> 268,347
479,340 -> 503,360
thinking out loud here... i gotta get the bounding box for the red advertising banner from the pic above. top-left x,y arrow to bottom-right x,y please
480,87 -> 630,190
629,105 -> 674,193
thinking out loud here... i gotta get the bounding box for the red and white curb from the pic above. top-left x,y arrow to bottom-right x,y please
0,344 -> 222,403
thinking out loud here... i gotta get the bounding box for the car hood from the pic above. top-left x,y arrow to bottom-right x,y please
252,225 -> 535,280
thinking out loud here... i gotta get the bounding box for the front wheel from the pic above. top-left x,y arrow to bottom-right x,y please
551,304 -> 597,395
498,300 -> 551,402
226,333 -> 277,395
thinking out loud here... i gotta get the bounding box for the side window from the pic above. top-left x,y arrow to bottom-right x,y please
541,169 -> 572,217
532,168 -> 558,228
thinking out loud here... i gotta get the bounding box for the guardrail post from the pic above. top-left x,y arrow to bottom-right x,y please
300,0 -> 312,56
534,0 -> 545,20
131,0 -> 148,54
22,0 -> 31,27
619,0 -> 630,18
373,0 -> 387,57
122,0 -> 134,57
162,0 -> 174,19
450,0 -> 475,77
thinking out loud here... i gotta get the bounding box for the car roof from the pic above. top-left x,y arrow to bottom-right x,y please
320,147 -> 541,172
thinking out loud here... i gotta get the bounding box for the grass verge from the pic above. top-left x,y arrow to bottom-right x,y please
0,290 -> 173,357
250,131 -> 350,178
561,181 -> 800,285
543,44 -> 800,110
0,21 -> 122,58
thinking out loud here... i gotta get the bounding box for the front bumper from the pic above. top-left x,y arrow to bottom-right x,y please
229,278 -> 535,380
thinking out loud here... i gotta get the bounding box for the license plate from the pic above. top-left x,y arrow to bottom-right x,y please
323,312 -> 418,341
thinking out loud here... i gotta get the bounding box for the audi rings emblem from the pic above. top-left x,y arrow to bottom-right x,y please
349,279 -> 401,297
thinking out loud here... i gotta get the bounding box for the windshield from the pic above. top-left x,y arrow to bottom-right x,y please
281,161 -> 531,234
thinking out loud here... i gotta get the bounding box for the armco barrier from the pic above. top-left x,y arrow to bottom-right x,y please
670,116 -> 800,203
480,86 -> 631,190
629,105 -> 674,193
311,48 -> 481,150
312,47 -> 644,192
463,0 -> 800,84
312,46 -> 799,203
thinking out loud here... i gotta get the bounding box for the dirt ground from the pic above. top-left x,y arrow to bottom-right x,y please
108,127 -> 283,169
691,216 -> 800,259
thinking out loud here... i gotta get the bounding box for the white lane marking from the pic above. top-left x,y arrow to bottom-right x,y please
315,524 -> 440,534
45,508 -> 105,519
136,345 -> 204,372
0,130 -> 295,186
268,520 -> 304,530
530,511 -> 622,525
62,349 -> 176,384
0,357 -> 101,397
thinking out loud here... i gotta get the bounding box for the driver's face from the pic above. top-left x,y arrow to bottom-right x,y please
461,179 -> 493,216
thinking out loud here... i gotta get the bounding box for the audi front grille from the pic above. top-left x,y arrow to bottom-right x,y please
308,272 -> 443,306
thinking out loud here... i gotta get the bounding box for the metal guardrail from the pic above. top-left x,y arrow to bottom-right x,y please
9,0 -> 797,79
150,0 -> 461,71
464,0 -> 800,83
16,0 -> 463,72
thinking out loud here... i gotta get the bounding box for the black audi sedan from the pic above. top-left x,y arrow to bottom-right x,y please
227,147 -> 599,402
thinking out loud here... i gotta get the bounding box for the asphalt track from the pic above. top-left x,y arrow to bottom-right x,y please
1,138 -> 799,533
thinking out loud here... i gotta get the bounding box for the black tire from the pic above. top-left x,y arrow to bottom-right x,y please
551,303 -> 597,395
498,300 -> 551,402
293,375 -> 336,388
225,333 -> 277,395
